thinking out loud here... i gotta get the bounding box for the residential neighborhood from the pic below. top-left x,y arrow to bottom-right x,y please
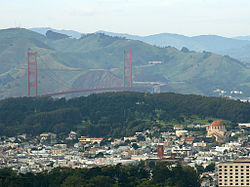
0,121 -> 249,187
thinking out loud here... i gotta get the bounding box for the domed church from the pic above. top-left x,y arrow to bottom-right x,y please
206,121 -> 227,142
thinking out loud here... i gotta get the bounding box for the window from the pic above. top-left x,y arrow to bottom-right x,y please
219,165 -> 222,168
224,169 -> 227,171
235,183 -> 238,185
241,166 -> 244,168
219,169 -> 222,171
246,166 -> 249,168
241,183 -> 244,186
230,169 -> 233,171
230,173 -> 233,175
241,169 -> 244,171
219,183 -> 222,185
236,166 -> 238,168
246,183 -> 249,186
236,169 -> 238,171
230,183 -> 233,185
230,166 -> 233,168
224,166 -> 227,168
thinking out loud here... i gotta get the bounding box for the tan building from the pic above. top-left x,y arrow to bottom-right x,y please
175,130 -> 188,137
206,121 -> 227,142
217,160 -> 250,187
78,136 -> 103,144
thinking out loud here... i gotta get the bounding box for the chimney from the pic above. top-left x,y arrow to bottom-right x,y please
157,145 -> 164,159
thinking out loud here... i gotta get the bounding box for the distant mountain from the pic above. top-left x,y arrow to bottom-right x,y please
28,28 -> 250,64
0,28 -> 250,99
46,30 -> 70,40
234,36 -> 250,41
97,31 -> 250,64
30,27 -> 83,39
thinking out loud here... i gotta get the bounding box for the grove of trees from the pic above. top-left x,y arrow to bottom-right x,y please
0,162 -> 200,187
0,92 -> 249,137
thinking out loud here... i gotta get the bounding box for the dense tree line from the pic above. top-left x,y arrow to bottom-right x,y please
0,92 -> 249,137
0,162 -> 200,187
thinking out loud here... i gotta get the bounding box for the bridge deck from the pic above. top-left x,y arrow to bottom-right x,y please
38,86 -> 151,97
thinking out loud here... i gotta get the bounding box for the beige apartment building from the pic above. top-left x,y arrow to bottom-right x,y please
218,160 -> 250,187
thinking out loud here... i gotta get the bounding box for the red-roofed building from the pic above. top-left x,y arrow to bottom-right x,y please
164,137 -> 172,140
173,125 -> 184,130
181,136 -> 195,144
206,121 -> 227,142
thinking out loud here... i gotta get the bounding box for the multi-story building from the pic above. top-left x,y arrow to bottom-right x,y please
217,160 -> 250,187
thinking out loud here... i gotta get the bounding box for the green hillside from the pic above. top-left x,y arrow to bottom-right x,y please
0,28 -> 46,41
0,28 -> 249,98
0,29 -> 82,98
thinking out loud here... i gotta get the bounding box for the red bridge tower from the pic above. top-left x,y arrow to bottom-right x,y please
123,50 -> 132,88
27,52 -> 37,96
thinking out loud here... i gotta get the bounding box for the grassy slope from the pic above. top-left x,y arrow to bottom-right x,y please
0,28 -> 46,41
0,28 -> 249,97
0,29 -> 81,98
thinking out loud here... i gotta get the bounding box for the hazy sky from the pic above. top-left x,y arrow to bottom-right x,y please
1,0 -> 250,37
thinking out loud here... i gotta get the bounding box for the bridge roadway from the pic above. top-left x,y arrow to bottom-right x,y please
38,86 -> 152,97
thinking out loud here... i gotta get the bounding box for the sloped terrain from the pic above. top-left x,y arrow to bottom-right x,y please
0,29 -> 81,98
72,70 -> 122,89
97,30 -> 250,64
0,28 -> 250,98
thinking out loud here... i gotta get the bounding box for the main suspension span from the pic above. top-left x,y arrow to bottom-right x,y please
26,49 -> 145,97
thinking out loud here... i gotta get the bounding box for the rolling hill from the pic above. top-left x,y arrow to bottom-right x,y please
30,27 -> 250,66
30,27 -> 83,39
96,30 -> 250,65
30,27 -> 250,64
234,35 -> 250,41
0,28 -> 249,99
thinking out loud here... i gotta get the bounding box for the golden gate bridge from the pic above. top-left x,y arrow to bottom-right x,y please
26,50 -> 153,97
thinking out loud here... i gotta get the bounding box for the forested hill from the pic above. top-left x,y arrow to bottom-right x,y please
0,92 -> 249,137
